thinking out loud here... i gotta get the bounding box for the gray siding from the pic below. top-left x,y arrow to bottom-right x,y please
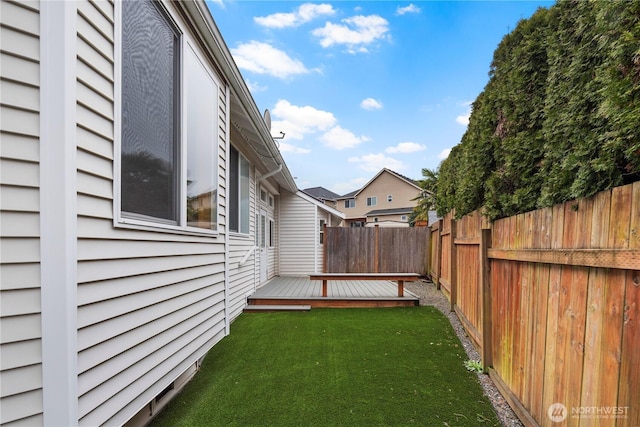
279,192 -> 317,275
0,0 -> 43,425
73,1 -> 228,425
227,161 -> 257,321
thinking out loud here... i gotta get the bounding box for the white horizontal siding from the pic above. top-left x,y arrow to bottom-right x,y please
1,132 -> 39,164
1,314 -> 41,343
0,264 -> 40,290
0,3 -> 42,421
0,25 -> 39,61
0,340 -> 42,371
279,192 -> 316,275
79,317 -> 225,425
77,294 -> 222,374
1,79 -> 39,112
0,0 -> 39,34
0,288 -> 41,316
0,52 -> 38,87
73,1 -> 233,425
1,364 -> 42,397
0,390 -> 43,426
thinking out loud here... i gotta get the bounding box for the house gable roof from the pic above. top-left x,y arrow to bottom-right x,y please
334,168 -> 420,200
302,186 -> 341,201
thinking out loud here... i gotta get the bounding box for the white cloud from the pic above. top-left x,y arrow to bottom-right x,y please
311,15 -> 390,51
456,112 -> 470,126
438,148 -> 452,160
321,126 -> 369,150
331,177 -> 369,195
231,41 -> 309,79
271,99 -> 337,140
396,4 -> 421,15
278,142 -> 312,154
385,142 -> 426,154
456,100 -> 473,126
360,98 -> 383,110
254,3 -> 335,28
348,153 -> 404,172
456,114 -> 470,126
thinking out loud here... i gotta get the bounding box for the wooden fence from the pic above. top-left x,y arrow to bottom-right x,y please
428,182 -> 639,427
323,225 -> 430,274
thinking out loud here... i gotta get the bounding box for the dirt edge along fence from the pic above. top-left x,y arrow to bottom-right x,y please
323,225 -> 430,275
428,181 -> 639,427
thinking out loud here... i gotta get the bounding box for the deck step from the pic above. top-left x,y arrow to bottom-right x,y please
244,304 -> 311,313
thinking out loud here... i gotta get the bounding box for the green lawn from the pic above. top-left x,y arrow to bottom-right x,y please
151,307 -> 500,427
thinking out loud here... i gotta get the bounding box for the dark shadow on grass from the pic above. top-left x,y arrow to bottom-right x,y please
151,307 -> 501,427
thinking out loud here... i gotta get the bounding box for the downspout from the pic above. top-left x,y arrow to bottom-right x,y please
258,163 -> 283,182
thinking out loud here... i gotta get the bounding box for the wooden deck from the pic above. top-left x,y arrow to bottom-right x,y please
247,276 -> 420,308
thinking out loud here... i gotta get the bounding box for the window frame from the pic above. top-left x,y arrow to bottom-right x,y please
113,0 -> 221,236
229,145 -> 250,235
366,196 -> 377,206
344,199 -> 355,209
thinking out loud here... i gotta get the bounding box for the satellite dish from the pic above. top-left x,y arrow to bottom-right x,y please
263,109 -> 271,131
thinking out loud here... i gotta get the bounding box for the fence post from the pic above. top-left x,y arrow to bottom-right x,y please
450,218 -> 457,312
323,223 -> 328,273
480,227 -> 493,372
436,220 -> 443,290
374,224 -> 380,273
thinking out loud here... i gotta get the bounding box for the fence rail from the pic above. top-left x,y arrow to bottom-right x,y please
429,182 -> 640,427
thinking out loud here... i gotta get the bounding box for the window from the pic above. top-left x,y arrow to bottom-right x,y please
118,0 -> 218,232
229,146 -> 250,233
344,199 -> 355,208
260,189 -> 267,203
269,220 -> 275,247
401,215 -> 408,221
319,219 -> 326,244
185,46 -> 218,230
366,196 -> 377,206
387,194 -> 393,202
121,0 -> 180,223
269,195 -> 274,208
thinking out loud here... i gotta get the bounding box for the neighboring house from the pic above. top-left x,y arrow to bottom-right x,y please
332,169 -> 422,227
0,1 -> 342,426
302,186 -> 341,209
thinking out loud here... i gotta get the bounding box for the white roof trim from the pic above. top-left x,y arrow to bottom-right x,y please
296,191 -> 346,219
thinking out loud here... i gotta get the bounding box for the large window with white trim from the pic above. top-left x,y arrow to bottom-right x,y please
118,0 -> 219,232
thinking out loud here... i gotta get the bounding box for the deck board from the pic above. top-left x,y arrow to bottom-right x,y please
249,276 -> 420,308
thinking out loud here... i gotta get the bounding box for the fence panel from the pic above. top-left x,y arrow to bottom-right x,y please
486,184 -> 640,426
453,211 -> 483,349
434,181 -> 640,427
324,226 -> 430,274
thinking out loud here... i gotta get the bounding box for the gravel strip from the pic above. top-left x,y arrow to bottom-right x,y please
405,279 -> 524,427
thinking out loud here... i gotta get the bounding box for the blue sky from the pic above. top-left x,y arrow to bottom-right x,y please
206,1 -> 554,195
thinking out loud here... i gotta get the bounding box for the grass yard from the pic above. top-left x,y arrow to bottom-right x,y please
151,307 -> 500,427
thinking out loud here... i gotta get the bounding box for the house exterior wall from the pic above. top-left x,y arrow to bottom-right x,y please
0,1 -> 44,425
279,192 -> 317,275
366,213 -> 411,227
335,170 -> 421,224
1,1 -> 299,425
0,1 -> 264,425
77,2 -> 229,425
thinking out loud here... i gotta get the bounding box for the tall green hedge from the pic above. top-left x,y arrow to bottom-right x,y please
435,1 -> 640,220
